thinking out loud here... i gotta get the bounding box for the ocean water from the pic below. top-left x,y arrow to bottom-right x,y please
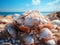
0,12 -> 52,16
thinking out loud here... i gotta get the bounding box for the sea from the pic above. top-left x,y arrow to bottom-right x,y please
0,12 -> 53,16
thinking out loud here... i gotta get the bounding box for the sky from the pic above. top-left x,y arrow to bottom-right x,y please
0,0 -> 60,12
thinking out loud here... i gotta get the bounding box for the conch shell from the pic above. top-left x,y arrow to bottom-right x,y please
24,11 -> 41,27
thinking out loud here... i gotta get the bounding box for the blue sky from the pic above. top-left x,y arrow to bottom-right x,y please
0,0 -> 60,12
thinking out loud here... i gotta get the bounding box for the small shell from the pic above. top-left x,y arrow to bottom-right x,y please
52,20 -> 60,26
40,28 -> 53,39
46,39 -> 56,45
24,35 -> 34,45
13,14 -> 24,25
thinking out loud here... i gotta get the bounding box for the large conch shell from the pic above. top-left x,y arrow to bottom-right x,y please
24,10 -> 49,27
24,11 -> 41,27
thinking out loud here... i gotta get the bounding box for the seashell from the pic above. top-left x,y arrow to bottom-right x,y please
24,10 -> 49,27
40,28 -> 53,39
24,11 -> 41,27
46,39 -> 56,45
12,14 -> 24,25
52,20 -> 60,26
5,24 -> 17,38
24,35 -> 34,45
12,14 -> 21,21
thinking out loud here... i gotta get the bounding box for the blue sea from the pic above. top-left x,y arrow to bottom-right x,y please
0,12 -> 52,16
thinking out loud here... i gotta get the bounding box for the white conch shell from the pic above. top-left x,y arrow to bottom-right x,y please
24,11 -> 41,27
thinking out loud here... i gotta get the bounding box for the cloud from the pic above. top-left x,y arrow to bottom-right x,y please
44,0 -> 60,12
39,4 -> 60,12
55,4 -> 60,11
47,0 -> 59,5
32,0 -> 40,5
40,6 -> 56,12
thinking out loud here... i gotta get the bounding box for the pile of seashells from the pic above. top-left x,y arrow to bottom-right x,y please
0,10 -> 60,45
